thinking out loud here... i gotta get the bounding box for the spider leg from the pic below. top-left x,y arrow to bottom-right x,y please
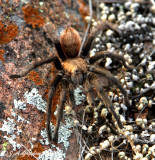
46,72 -> 64,144
69,83 -> 76,108
89,51 -> 134,70
89,67 -> 131,107
43,22 -> 66,61
9,56 -> 59,78
90,76 -> 123,129
81,21 -> 119,58
53,79 -> 68,142
97,88 -> 123,129
85,78 -> 96,107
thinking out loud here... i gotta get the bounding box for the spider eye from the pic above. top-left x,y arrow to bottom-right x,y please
60,27 -> 81,58
75,69 -> 79,74
71,70 -> 84,85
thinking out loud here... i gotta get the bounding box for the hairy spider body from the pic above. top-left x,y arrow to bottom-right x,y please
62,58 -> 87,85
10,21 -> 133,143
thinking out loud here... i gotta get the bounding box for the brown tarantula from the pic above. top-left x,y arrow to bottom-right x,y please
10,21 -> 133,143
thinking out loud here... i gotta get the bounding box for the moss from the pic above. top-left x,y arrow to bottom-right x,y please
2,142 -> 9,151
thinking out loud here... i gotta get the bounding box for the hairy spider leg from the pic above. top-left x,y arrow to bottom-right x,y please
85,79 -> 96,107
80,21 -> 119,58
90,67 -> 130,107
69,83 -> 76,108
89,51 -> 134,70
89,72 -> 123,129
9,56 -> 58,78
89,67 -> 130,108
46,72 -> 64,144
54,42 -> 66,61
97,88 -> 123,129
44,22 -> 66,61
54,58 -> 63,70
53,79 -> 68,142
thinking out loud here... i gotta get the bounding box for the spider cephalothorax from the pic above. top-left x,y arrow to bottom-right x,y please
10,21 -> 133,143
62,58 -> 87,85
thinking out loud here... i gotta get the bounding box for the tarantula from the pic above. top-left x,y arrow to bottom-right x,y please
10,21 -> 133,143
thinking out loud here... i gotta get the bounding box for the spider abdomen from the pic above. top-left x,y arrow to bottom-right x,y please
60,27 -> 81,58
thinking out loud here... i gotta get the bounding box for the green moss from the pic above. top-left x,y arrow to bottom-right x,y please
2,142 -> 9,151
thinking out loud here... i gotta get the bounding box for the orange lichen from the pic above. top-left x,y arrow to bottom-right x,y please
77,0 -> 89,27
27,71 -> 43,86
17,155 -> 36,160
17,142 -> 44,160
40,114 -> 46,129
22,5 -> 45,28
32,142 -> 44,154
0,21 -> 18,45
0,49 -> 5,65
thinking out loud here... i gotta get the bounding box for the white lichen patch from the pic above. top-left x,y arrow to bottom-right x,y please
3,135 -> 21,151
0,118 -> 16,134
1,87 -> 72,158
0,111 -> 29,155
74,86 -> 85,105
21,0 -> 30,4
0,151 -> 6,157
38,148 -> 65,160
11,110 -> 30,124
1,88 -> 58,157
57,117 -> 73,149
0,118 -> 21,151
13,88 -> 46,113
24,88 -> 47,112
14,99 -> 27,110
41,115 -> 73,150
